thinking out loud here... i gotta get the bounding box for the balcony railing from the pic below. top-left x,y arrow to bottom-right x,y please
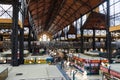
0,41 -> 118,50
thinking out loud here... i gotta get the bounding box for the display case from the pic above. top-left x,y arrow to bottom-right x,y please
70,53 -> 108,75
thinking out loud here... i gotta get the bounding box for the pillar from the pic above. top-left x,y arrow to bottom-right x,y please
106,0 -> 112,63
75,18 -> 78,53
80,17 -> 84,53
0,34 -> 3,52
19,28 -> 24,64
11,0 -> 19,66
81,29 -> 84,53
28,26 -> 32,53
92,29 -> 95,50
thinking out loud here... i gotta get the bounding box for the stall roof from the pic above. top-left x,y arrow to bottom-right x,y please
81,11 -> 106,30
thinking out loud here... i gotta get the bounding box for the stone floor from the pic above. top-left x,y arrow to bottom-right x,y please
6,64 -> 65,80
0,63 -> 105,80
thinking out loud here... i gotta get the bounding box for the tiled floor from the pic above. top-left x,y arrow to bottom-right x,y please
0,54 -> 104,80
6,64 -> 66,80
1,63 -> 103,80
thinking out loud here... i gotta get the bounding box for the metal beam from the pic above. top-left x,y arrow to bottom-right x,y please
19,28 -> 24,64
28,24 -> 32,53
92,29 -> 95,50
28,11 -> 38,38
106,0 -> 112,63
11,0 -> 19,66
26,0 -> 31,7
19,0 -> 25,65
80,17 -> 84,53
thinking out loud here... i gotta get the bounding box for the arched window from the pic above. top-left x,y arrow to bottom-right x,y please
43,34 -> 47,41
39,34 -> 50,41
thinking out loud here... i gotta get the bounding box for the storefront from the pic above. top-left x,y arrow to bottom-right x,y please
70,53 -> 108,75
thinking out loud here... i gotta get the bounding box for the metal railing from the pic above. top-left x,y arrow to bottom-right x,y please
0,41 -> 118,50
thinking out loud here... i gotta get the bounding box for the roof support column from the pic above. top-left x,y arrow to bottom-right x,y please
0,34 -> 3,41
92,29 -> 95,50
80,29 -> 84,53
80,17 -> 84,53
19,28 -> 24,64
11,0 -> 19,66
67,27 -> 69,40
28,26 -> 32,53
106,0 -> 112,63
0,34 -> 3,52
28,11 -> 33,53
75,17 -> 78,53
75,17 -> 77,40
19,0 -> 25,65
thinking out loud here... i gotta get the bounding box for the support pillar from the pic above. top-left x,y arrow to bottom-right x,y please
80,16 -> 84,53
0,34 -> 3,41
106,0 -> 112,63
105,30 -> 107,51
92,29 -> 95,50
19,28 -> 24,64
98,37 -> 101,51
11,0 -> 19,66
75,18 -> 77,40
0,34 -> 3,52
75,18 -> 78,53
28,26 -> 32,53
81,29 -> 84,53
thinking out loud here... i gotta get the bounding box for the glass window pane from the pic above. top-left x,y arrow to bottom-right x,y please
115,2 -> 120,14
110,0 -> 114,5
82,15 -> 86,25
0,4 -> 12,18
